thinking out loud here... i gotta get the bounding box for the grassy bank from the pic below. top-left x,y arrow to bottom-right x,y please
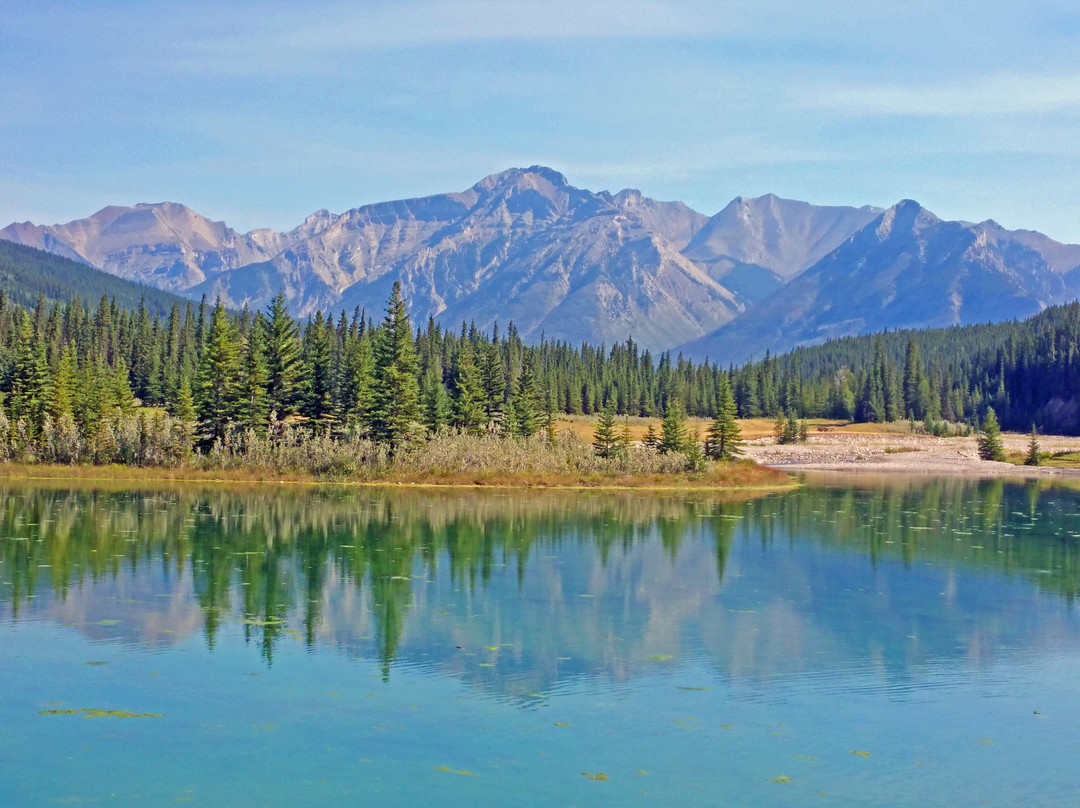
0,429 -> 793,491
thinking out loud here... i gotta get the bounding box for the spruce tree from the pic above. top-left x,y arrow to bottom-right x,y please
1024,425 -> 1041,466
592,407 -> 618,459
265,291 -> 302,418
300,311 -> 334,431
659,397 -> 688,454
505,355 -> 541,438
705,377 -> 742,460
111,359 -> 136,419
239,316 -> 270,433
196,302 -> 242,446
340,328 -> 375,428
451,339 -> 486,434
420,353 -> 449,435
480,337 -> 505,427
618,419 -> 632,457
977,406 -> 1006,461
370,282 -> 420,453
8,316 -> 51,438
48,346 -> 77,420
175,377 -> 196,454
642,424 -> 659,451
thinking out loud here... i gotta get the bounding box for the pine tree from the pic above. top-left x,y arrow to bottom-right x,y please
1024,425 -> 1041,466
265,291 -> 302,418
977,406 -> 1006,461
369,282 -> 420,453
592,407 -> 618,458
705,377 -> 742,460
659,397 -> 688,454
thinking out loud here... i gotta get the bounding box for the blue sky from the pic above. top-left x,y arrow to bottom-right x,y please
3,0 -> 1080,241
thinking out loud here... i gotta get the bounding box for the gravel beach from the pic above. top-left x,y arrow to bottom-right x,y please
744,431 -> 1080,479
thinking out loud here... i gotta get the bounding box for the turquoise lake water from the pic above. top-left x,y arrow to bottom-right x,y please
2,478 -> 1080,806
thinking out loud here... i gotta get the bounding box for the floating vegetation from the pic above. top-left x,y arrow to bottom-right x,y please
772,775 -> 792,783
648,654 -> 673,661
978,738 -> 994,744
582,772 -> 609,781
39,708 -> 163,718
96,619 -> 119,626
554,722 -> 571,727
849,750 -> 872,758
434,766 -> 477,776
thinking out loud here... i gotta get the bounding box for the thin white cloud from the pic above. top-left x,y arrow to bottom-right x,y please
167,0 -> 728,75
809,72 -> 1080,116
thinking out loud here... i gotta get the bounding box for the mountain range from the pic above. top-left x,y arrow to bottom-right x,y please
4,166 -> 1080,362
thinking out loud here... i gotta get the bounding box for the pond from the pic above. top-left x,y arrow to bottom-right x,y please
2,478 -> 1080,806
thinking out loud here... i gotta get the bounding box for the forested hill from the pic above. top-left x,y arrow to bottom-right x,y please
735,302 -> 1080,434
0,240 -> 185,315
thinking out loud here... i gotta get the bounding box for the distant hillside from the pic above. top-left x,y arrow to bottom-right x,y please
737,301 -> 1080,434
0,240 -> 187,315
681,200 -> 1080,363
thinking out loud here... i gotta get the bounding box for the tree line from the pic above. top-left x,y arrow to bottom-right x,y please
0,283 -> 1077,461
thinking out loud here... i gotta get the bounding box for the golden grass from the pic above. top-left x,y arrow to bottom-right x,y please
556,414 -> 914,442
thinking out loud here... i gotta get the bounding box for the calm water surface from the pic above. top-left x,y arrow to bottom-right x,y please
2,478 -> 1080,806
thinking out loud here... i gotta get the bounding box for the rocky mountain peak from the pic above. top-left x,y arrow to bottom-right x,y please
874,200 -> 940,242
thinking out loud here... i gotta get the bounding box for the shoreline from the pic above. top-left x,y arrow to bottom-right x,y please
743,430 -> 1080,480
0,462 -> 795,493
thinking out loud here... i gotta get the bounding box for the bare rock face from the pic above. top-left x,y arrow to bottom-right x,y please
5,168 -> 1079,357
0,167 -> 745,350
0,202 -> 279,292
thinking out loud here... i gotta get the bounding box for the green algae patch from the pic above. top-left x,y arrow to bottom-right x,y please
849,750 -> 872,758
582,772 -> 609,781
648,654 -> 673,661
434,766 -> 477,776
40,708 -> 164,718
772,775 -> 792,783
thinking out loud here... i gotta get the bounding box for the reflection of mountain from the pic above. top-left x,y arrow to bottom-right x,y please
1,481 -> 1078,698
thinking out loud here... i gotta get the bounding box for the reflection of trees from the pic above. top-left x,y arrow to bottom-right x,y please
4,478 -> 1080,691
743,477 -> 1080,599
0,484 -> 745,666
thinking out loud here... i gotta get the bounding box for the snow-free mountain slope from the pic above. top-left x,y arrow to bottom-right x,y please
680,200 -> 1080,363
5,169 -> 1080,357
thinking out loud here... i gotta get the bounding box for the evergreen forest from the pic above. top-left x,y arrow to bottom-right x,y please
0,272 -> 1077,473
